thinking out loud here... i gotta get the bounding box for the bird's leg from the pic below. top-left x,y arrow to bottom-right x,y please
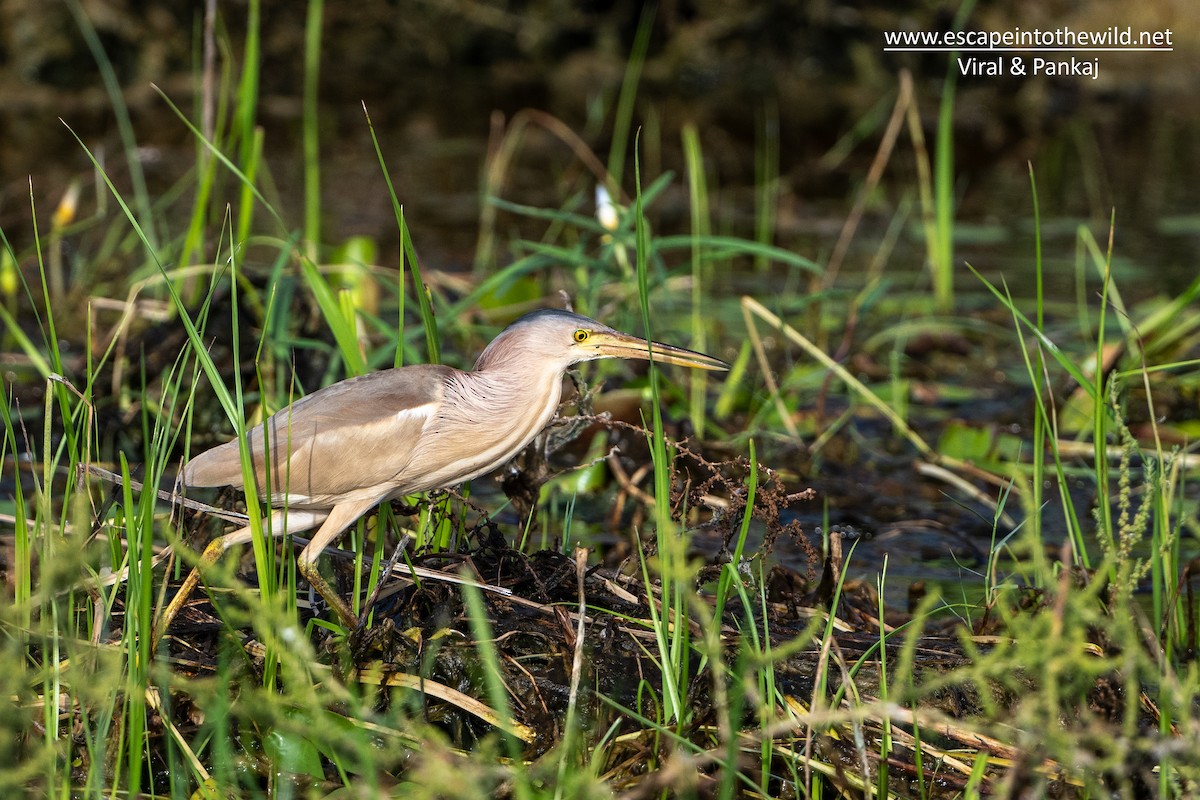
152,509 -> 328,648
296,498 -> 380,628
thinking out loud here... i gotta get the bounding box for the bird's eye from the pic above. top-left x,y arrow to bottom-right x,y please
573,329 -> 589,343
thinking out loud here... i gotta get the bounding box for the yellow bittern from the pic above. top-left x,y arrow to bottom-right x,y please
158,309 -> 728,641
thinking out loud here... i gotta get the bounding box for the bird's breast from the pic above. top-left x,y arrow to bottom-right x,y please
395,369 -> 563,493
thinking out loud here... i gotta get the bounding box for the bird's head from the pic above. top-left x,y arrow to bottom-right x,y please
473,308 -> 729,376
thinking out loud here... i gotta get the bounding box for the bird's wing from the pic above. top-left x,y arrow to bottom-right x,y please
182,365 -> 455,505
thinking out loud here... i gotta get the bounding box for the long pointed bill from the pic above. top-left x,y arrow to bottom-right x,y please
587,330 -> 730,371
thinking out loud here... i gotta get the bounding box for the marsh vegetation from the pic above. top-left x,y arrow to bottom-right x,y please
2,2 -> 1198,797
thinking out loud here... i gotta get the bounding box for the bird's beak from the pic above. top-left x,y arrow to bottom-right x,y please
587,330 -> 730,371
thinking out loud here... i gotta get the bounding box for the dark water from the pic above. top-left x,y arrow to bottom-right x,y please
2,3 -> 1197,292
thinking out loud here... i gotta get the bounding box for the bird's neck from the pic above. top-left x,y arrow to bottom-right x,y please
405,362 -> 565,490
466,360 -> 565,432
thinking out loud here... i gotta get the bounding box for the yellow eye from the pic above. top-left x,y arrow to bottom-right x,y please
573,329 -> 589,343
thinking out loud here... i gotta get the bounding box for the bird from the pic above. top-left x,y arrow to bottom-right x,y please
156,308 -> 729,642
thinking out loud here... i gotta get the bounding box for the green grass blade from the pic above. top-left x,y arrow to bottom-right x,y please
606,4 -> 655,183
682,124 -> 710,437
653,235 -> 822,273
303,0 -> 324,261
363,105 -> 440,364
65,0 -> 157,249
